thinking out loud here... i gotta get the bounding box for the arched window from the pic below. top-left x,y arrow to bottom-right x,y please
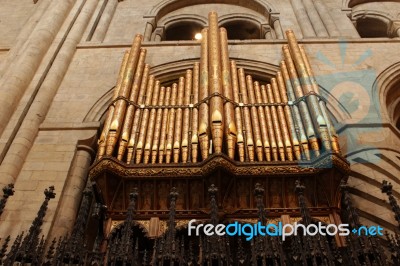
144,1 -> 282,41
355,17 -> 388,38
220,20 -> 261,40
165,21 -> 203,41
386,81 -> 400,131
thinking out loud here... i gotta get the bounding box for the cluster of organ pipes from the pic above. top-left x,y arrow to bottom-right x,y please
96,12 -> 340,164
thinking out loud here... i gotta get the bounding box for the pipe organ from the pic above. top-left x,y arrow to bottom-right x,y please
96,13 -> 340,165
90,13 -> 349,238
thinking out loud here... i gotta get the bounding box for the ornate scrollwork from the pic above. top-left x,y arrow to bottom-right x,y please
89,152 -> 350,180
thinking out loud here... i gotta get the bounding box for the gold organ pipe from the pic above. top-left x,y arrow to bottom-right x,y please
283,45 -> 319,158
133,77 -> 157,164
106,34 -> 143,156
191,63 -> 200,163
98,50 -> 129,159
165,83 -> 178,163
286,30 -> 331,153
181,70 -> 193,163
157,86 -> 172,163
220,27 -> 236,159
126,63 -> 151,161
267,81 -> 285,161
116,50 -> 147,160
230,61 -> 245,162
199,29 -> 209,161
152,87 -> 169,164
143,82 -> 161,164
280,61 -> 310,160
299,45 -> 340,153
208,12 -> 224,154
238,68 -> 255,162
261,85 -> 278,161
172,77 -> 185,163
276,71 -> 297,161
253,81 -> 271,161
246,76 -> 263,161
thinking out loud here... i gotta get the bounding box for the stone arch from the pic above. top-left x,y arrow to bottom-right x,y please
83,86 -> 114,123
159,14 -> 208,28
372,61 -> 400,130
219,14 -> 264,40
218,13 -> 266,26
143,0 -> 282,41
350,10 -> 393,37
346,0 -> 400,8
161,16 -> 206,41
318,85 -> 351,124
156,14 -> 208,41
148,0 -> 278,21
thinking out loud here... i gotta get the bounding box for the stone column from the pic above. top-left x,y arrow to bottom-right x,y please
301,0 -> 328,37
290,0 -> 316,38
143,17 -> 156,41
0,0 -> 51,77
0,0 -> 98,187
0,0 -> 75,136
47,139 -> 95,239
262,25 -> 274,39
92,0 -> 118,42
153,27 -> 165,41
271,17 -> 284,39
389,21 -> 400,37
313,0 -> 340,37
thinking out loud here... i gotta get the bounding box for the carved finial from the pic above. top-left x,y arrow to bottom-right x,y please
208,184 -> 218,225
382,180 -> 400,229
294,180 -> 311,226
0,183 -> 14,216
254,183 -> 266,224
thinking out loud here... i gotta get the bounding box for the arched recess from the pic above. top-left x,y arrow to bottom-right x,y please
351,10 -> 392,37
346,0 -> 400,8
83,86 -> 114,123
219,14 -> 264,40
144,0 -> 284,41
148,0 -> 277,21
373,61 -> 400,131
157,14 -> 207,41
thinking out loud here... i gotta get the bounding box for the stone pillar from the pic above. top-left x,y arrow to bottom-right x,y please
0,0 -> 75,136
153,27 -> 165,41
0,0 -> 51,77
271,17 -> 284,39
290,0 -> 316,38
47,139 -> 95,239
0,0 -> 98,187
302,0 -> 329,37
262,25 -> 274,39
313,0 -> 340,37
388,21 -> 400,37
143,17 -> 156,41
92,0 -> 118,42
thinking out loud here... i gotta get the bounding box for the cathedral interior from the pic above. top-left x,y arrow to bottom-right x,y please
0,0 -> 400,265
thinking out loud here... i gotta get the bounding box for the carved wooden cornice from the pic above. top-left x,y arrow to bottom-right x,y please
90,152 -> 350,180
